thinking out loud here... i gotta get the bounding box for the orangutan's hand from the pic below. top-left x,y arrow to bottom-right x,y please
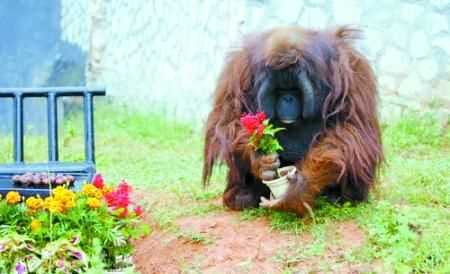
250,152 -> 280,181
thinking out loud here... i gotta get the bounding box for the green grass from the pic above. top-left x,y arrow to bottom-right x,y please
1,104 -> 449,273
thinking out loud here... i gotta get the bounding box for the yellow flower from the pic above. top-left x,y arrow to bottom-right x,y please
82,184 -> 96,195
95,190 -> 103,199
102,185 -> 113,195
52,186 -> 76,211
30,219 -> 42,232
44,197 -> 64,213
64,199 -> 76,210
82,183 -> 103,198
53,186 -> 75,200
26,197 -> 44,212
87,197 -> 102,209
6,191 -> 21,205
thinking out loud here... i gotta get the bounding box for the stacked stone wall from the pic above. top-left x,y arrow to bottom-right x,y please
61,0 -> 450,124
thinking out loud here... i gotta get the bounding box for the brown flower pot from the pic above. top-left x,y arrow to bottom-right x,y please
262,166 -> 296,199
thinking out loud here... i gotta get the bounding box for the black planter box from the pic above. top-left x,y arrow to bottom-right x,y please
0,87 -> 105,197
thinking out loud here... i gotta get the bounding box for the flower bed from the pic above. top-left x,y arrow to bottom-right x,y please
0,174 -> 149,273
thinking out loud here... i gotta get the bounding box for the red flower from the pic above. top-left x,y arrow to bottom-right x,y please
105,191 -> 130,208
256,112 -> 266,123
240,112 -> 266,134
117,180 -> 132,193
92,173 -> 104,189
240,115 -> 258,134
134,206 -> 144,217
256,124 -> 265,136
104,180 -> 133,212
103,179 -> 145,219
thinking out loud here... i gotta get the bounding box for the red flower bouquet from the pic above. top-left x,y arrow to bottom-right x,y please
240,112 -> 284,154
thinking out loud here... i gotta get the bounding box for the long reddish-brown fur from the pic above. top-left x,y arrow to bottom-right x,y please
202,26 -> 384,215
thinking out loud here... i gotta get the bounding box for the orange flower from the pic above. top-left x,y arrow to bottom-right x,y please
53,186 -> 76,210
30,219 -> 42,232
6,191 -> 21,205
82,183 -> 103,198
26,196 -> 44,213
102,185 -> 113,195
44,197 -> 64,213
115,207 -> 128,218
87,197 -> 102,209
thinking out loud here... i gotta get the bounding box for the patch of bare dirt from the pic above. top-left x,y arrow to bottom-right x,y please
176,213 -> 304,274
132,192 -> 383,274
133,212 -> 304,274
133,230 -> 204,274
335,221 -> 366,250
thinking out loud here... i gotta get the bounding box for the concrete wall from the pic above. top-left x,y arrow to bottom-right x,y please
61,0 -> 450,124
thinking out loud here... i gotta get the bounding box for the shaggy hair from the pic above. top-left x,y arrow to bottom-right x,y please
202,26 -> 383,215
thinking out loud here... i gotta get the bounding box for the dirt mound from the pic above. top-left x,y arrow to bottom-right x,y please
133,212 -> 303,274
131,191 -> 375,274
176,213 -> 303,273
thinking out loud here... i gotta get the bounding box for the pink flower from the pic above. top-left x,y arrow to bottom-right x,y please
105,191 -> 131,209
134,206 -> 144,217
72,251 -> 84,261
103,179 -> 145,219
92,173 -> 105,189
56,259 -> 65,268
15,262 -> 26,274
117,180 -> 132,193
104,180 -> 135,218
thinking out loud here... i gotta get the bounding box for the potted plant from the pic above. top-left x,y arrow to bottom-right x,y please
240,112 -> 296,199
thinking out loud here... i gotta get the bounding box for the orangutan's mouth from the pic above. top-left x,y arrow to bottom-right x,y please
280,119 -> 296,124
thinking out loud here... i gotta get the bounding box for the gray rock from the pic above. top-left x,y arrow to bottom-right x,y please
271,0 -> 303,23
424,11 -> 449,35
434,80 -> 450,101
332,0 -> 361,25
432,36 -> 450,56
362,28 -> 386,58
387,23 -> 410,49
297,7 -> 329,29
400,2 -> 425,25
416,58 -> 439,81
410,31 -> 431,58
398,72 -> 427,99
307,0 -> 327,6
379,47 -> 410,75
430,0 -> 450,10
378,75 -> 398,92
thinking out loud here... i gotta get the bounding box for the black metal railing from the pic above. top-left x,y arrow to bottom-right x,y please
0,87 -> 106,196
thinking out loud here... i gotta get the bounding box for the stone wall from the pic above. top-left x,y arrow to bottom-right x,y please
0,0 -> 86,134
61,0 -> 450,124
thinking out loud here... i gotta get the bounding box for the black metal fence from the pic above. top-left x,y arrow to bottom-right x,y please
0,87 -> 105,196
